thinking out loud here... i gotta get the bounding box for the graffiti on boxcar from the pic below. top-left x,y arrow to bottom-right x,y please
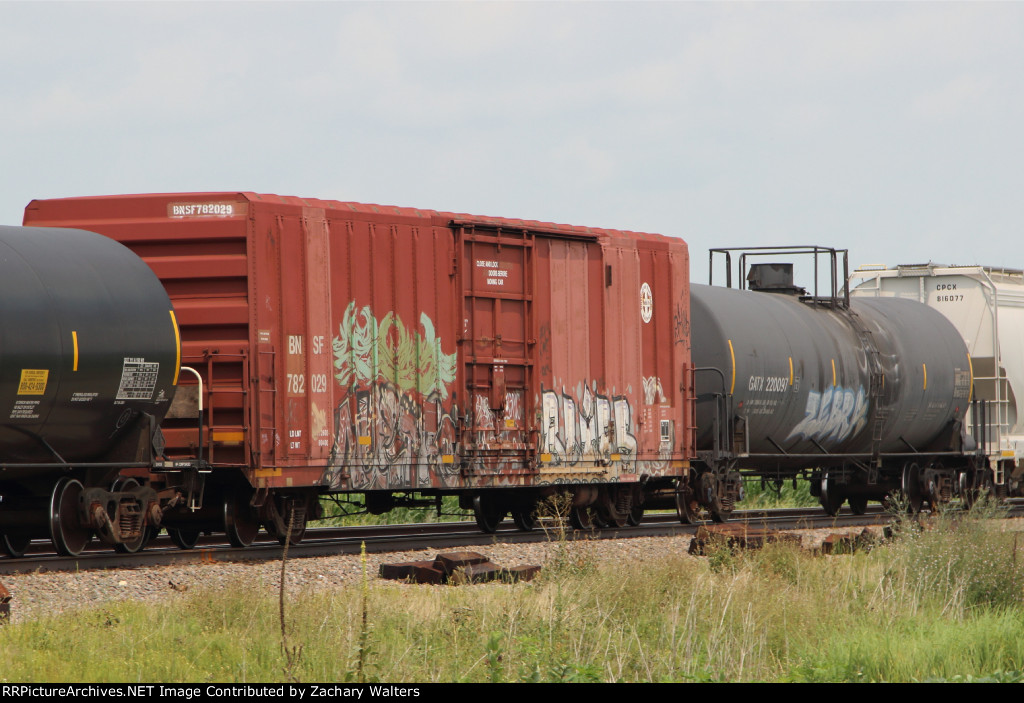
322,302 -> 459,490
674,301 -> 689,345
462,391 -> 531,478
786,384 -> 868,444
642,376 -> 666,405
472,391 -> 525,444
539,382 -> 638,467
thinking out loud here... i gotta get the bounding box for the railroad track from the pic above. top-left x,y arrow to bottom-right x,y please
0,503 -> 915,575
5,501 -> 1023,576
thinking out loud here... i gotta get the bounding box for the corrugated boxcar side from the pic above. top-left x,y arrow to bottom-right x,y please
25,193 -> 693,494
314,206 -> 460,492
534,231 -> 692,484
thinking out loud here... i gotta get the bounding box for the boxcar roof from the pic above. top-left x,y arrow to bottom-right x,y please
27,191 -> 683,246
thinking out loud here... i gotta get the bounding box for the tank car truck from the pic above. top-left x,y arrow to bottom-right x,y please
0,225 -> 179,557
24,193 -> 696,541
851,263 -> 1024,501
690,246 -> 977,517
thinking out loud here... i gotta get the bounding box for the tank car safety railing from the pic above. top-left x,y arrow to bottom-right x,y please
694,367 -> 735,462
709,245 -> 850,309
178,366 -> 209,511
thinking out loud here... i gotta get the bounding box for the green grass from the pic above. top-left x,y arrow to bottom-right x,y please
737,478 -> 818,509
320,479 -> 816,528
317,494 -> 469,526
2,504 -> 1023,682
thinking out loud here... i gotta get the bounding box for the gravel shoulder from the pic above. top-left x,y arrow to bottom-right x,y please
0,526 -> 889,625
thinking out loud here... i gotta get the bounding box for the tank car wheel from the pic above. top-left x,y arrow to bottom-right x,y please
902,462 -> 924,514
970,470 -> 995,509
675,485 -> 701,524
819,472 -> 844,517
224,491 -> 261,548
472,495 -> 506,534
709,503 -> 733,523
700,473 -> 733,523
1,533 -> 32,558
847,495 -> 869,516
112,479 -> 149,554
168,528 -> 202,550
511,510 -> 536,532
49,477 -> 93,557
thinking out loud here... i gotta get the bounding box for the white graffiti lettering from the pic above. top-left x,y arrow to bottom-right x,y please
540,382 -> 637,466
642,376 -> 666,405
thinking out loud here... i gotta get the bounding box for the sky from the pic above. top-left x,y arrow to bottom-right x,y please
3,1 -> 1023,285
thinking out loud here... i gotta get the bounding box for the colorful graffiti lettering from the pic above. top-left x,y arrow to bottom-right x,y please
331,302 -> 457,398
786,385 -> 868,444
322,303 -> 459,490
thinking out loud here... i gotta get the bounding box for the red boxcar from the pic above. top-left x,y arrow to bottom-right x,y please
25,193 -> 694,533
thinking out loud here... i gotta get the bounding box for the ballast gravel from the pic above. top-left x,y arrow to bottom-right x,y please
0,526 -> 881,625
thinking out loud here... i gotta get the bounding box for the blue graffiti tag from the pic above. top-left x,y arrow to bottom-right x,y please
786,386 -> 868,444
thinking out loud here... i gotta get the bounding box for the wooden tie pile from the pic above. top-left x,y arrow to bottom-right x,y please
379,551 -> 541,585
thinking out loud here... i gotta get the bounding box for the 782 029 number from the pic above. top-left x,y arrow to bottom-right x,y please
287,373 -> 329,395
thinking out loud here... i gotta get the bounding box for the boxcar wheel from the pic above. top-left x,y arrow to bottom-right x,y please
597,487 -> 631,529
269,516 -> 307,546
49,478 -> 93,557
224,491 -> 260,548
569,505 -> 596,530
511,510 -> 536,532
266,498 -> 309,545
627,505 -> 644,526
473,495 -> 506,534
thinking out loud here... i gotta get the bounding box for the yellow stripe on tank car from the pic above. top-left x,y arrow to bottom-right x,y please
967,352 -> 974,403
831,358 -> 836,386
727,339 -> 736,394
170,310 -> 181,385
923,363 -> 927,390
72,331 -> 78,371
788,356 -> 793,386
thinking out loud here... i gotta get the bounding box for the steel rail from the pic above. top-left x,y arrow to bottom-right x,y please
4,502 -> 1012,575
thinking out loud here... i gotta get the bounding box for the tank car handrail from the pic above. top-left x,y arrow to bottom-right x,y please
178,366 -> 204,467
709,245 -> 850,309
693,367 -> 735,461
